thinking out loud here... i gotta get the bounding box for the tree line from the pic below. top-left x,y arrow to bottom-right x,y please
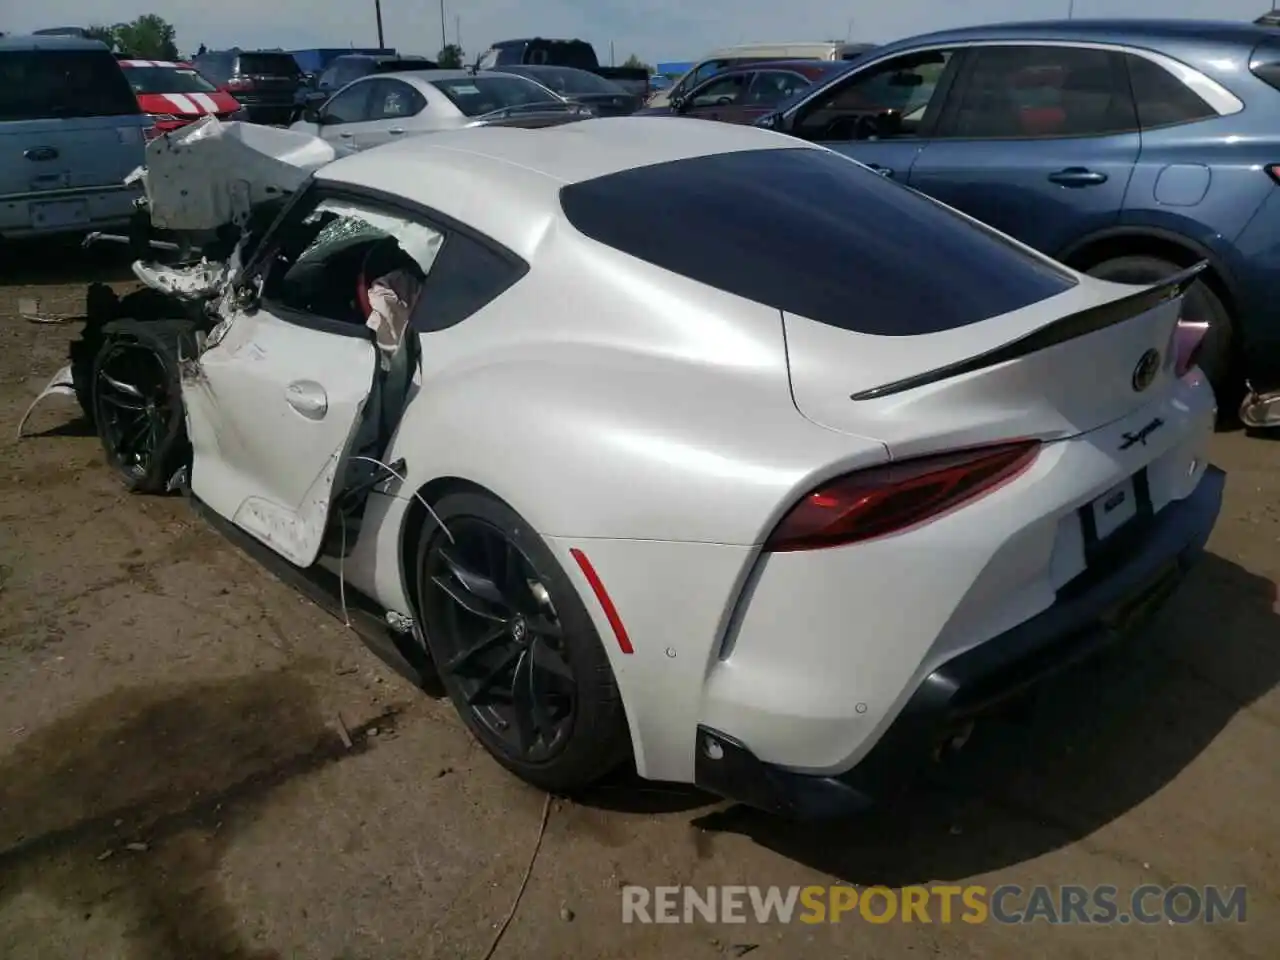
77,15 -> 655,75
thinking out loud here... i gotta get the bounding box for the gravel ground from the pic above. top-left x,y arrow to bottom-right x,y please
1,241 -> 1277,959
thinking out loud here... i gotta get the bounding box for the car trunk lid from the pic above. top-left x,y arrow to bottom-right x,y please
784,265 -> 1201,458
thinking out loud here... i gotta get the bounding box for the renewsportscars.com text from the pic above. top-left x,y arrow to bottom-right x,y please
621,884 -> 1248,925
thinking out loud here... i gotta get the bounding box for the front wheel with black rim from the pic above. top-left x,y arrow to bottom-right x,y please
414,490 -> 631,793
91,319 -> 197,494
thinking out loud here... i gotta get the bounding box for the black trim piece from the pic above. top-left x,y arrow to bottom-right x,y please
917,47 -> 968,140
188,493 -> 439,692
694,726 -> 874,819
849,260 -> 1207,401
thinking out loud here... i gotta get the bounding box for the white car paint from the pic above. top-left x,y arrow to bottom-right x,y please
287,68 -> 585,154
180,118 -> 1219,791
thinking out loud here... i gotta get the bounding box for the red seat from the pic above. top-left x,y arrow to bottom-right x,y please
1019,106 -> 1065,136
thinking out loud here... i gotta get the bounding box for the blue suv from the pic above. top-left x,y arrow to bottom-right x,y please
758,20 -> 1280,401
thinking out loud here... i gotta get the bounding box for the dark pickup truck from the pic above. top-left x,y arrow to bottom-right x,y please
474,38 -> 650,98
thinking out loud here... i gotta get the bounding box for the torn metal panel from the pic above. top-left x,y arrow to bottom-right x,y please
16,365 -> 77,439
132,259 -> 228,300
141,116 -> 336,232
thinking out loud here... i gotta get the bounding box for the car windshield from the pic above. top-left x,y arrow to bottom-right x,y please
126,66 -> 218,94
510,67 -> 620,95
239,53 -> 300,77
430,75 -> 561,115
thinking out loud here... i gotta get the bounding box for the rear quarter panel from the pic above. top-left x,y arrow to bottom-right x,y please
382,220 -> 889,545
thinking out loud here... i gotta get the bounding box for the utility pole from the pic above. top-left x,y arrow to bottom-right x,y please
1067,0 -> 1075,19
610,40 -> 615,65
439,0 -> 447,53
374,0 -> 384,47
456,15 -> 461,54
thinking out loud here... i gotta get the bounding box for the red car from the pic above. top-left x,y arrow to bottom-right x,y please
118,59 -> 245,138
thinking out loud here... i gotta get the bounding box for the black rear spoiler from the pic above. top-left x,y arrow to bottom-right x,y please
849,261 -> 1208,401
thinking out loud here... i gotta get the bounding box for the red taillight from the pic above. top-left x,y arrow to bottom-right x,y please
764,441 -> 1041,553
1266,163 -> 1280,184
224,76 -> 253,91
1171,318 -> 1210,377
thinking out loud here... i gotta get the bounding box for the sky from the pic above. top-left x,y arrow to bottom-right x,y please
5,0 -> 1274,65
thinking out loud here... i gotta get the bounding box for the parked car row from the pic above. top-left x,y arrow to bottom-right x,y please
6,18 -> 1280,411
288,69 -> 594,152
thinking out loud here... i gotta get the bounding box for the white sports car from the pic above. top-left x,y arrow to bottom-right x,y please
45,117 -> 1223,817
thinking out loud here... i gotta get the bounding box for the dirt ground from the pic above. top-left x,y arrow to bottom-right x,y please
1,241 -> 1277,960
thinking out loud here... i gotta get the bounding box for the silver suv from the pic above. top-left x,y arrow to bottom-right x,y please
0,34 -> 150,239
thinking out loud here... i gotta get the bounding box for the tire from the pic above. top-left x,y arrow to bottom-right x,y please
414,490 -> 631,793
1084,255 -> 1237,403
91,318 -> 197,494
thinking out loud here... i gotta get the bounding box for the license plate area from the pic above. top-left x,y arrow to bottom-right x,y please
1079,468 -> 1154,565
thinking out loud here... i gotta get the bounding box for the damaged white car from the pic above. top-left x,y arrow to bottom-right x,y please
26,115 -> 1223,817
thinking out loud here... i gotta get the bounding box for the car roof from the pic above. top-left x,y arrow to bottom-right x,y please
494,63 -> 594,73
198,48 -> 294,56
316,118 -> 809,255
0,34 -> 110,51
703,42 -> 841,58
880,18 -> 1275,49
377,68 -> 484,81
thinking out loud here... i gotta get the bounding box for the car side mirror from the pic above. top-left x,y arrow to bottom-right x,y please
302,106 -> 323,124
756,111 -> 793,133
670,94 -> 688,113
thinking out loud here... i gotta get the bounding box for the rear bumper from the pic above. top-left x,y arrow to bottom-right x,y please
0,185 -> 141,239
693,464 -> 1225,819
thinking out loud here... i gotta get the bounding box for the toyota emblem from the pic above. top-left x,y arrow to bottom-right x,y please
1132,348 -> 1160,392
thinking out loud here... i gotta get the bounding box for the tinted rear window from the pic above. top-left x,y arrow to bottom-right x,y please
239,53 -> 300,76
559,148 -> 1077,336
0,49 -> 140,121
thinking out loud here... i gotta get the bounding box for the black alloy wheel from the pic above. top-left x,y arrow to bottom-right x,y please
424,516 -> 577,762
414,490 -> 630,792
90,320 -> 193,493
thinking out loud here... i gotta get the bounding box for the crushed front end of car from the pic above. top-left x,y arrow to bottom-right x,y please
19,117 -> 337,439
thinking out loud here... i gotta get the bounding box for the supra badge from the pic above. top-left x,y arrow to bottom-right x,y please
1119,417 -> 1164,450
1132,348 -> 1161,392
